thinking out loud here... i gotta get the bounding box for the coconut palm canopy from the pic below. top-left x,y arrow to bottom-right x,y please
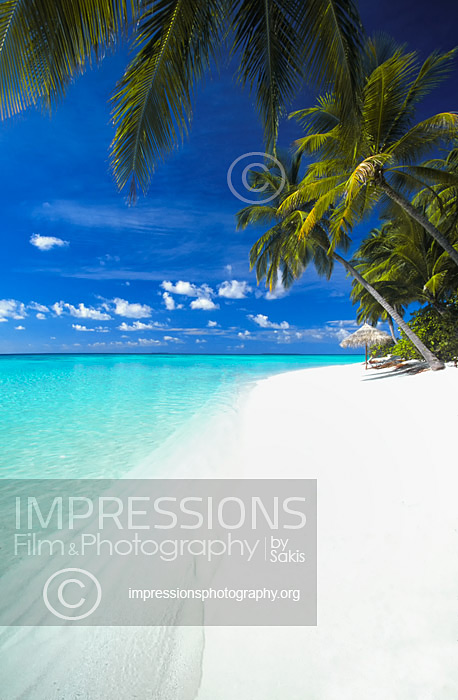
239,148 -> 445,371
340,323 -> 392,349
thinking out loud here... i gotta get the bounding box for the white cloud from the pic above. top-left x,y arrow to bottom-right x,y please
112,298 -> 152,318
30,233 -> 69,251
162,280 -> 216,310
0,299 -> 27,321
273,330 -> 292,344
336,329 -> 351,342
68,303 -> 111,320
218,280 -> 251,299
190,297 -> 218,311
28,302 -> 48,313
52,301 -> 111,320
162,292 -> 183,311
265,281 -> 287,300
88,338 -> 162,348
72,324 -> 93,332
238,330 -> 251,338
290,321 -> 359,344
161,280 -> 200,297
248,314 -> 289,329
51,302 -> 64,316
327,320 -> 358,328
15,325 -> 25,330
36,313 -> 46,320
136,338 -> 162,346
207,320 -> 218,328
164,335 -> 182,343
161,280 -> 214,298
195,339 -> 207,344
118,321 -> 163,331
72,324 -> 109,332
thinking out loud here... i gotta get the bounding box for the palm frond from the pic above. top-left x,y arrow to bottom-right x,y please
362,49 -> 417,151
382,49 -> 457,146
231,0 -> 304,153
278,174 -> 344,215
298,0 -> 363,121
294,127 -> 339,155
0,0 -> 137,119
111,0 -> 223,200
362,33 -> 406,73
237,204 -> 278,229
388,112 -> 458,162
290,93 -> 341,133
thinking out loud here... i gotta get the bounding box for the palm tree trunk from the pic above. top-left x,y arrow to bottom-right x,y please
379,179 -> 458,268
330,250 -> 445,370
387,315 -> 397,342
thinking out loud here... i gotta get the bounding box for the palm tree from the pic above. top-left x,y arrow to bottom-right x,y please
237,153 -> 445,370
280,36 -> 458,267
411,148 -> 458,253
351,216 -> 458,322
0,0 -> 363,200
349,279 -> 406,342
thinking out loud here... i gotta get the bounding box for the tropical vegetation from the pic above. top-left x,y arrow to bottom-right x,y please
236,151 -> 447,370
383,297 -> 458,364
279,36 -> 458,267
351,214 -> 458,321
238,36 -> 458,371
351,213 -> 458,363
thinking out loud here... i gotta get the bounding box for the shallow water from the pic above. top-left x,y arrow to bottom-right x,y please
0,354 -> 362,478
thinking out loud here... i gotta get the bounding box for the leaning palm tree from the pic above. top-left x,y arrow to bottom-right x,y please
350,281 -> 406,342
280,36 -> 458,267
0,0 -> 363,200
237,153 -> 445,370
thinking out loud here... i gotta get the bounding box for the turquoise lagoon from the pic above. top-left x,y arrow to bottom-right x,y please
0,354 -> 362,478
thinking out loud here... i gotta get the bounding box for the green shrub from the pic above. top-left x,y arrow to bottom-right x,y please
382,296 -> 458,362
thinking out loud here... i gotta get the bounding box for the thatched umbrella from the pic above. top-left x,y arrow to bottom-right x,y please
340,323 -> 393,369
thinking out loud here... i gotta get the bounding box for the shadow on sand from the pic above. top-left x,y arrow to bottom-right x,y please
361,361 -> 429,381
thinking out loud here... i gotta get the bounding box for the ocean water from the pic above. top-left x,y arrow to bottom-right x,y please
0,354 -> 362,479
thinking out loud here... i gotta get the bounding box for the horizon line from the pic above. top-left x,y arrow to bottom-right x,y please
0,351 -> 364,357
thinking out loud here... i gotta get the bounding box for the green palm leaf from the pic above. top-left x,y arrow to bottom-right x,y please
287,37 -> 458,265
0,0 -> 136,118
111,0 -> 223,200
231,0 -> 304,154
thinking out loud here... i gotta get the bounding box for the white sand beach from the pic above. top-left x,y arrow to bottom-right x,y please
198,362 -> 458,699
2,361 -> 457,699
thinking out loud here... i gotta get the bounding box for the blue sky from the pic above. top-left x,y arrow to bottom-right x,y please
0,0 -> 457,354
